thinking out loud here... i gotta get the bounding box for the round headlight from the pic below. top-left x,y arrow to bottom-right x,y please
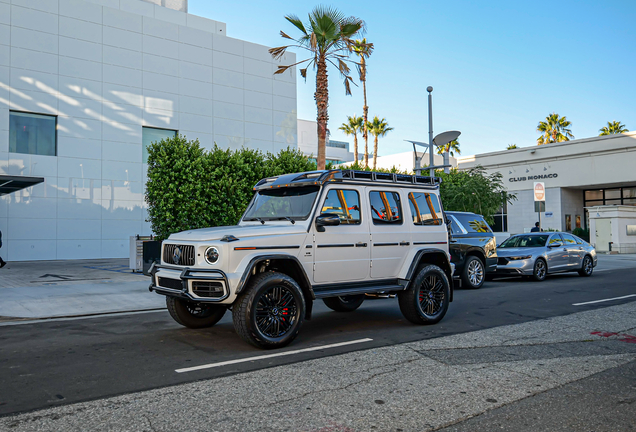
205,247 -> 219,264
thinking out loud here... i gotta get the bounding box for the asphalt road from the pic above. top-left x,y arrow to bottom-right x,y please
1,266 -> 635,417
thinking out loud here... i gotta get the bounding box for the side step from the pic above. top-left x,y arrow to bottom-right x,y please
314,284 -> 405,299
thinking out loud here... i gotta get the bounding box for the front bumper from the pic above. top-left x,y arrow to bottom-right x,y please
148,263 -> 230,303
495,259 -> 535,276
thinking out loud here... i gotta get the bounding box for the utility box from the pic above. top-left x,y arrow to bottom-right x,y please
587,205 -> 636,253
130,235 -> 158,273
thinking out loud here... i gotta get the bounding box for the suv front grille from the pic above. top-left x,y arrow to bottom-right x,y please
163,244 -> 195,266
158,277 -> 183,290
192,281 -> 225,298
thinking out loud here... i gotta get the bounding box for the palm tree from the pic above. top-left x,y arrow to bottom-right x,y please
352,38 -> 374,168
270,7 -> 364,170
599,121 -> 629,136
506,144 -> 518,150
366,116 -> 393,169
339,115 -> 364,164
537,113 -> 574,145
436,139 -> 461,157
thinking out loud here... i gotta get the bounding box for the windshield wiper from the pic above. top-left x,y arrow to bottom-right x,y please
271,217 -> 295,224
245,217 -> 265,225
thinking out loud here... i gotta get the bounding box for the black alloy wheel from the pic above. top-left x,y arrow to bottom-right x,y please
166,297 -> 226,329
323,294 -> 365,312
578,255 -> 594,277
532,258 -> 547,282
233,272 -> 305,349
398,264 -> 450,325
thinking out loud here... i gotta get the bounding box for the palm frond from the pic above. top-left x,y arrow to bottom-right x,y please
285,14 -> 307,35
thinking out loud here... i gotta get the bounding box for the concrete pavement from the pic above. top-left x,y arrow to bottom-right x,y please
1,254 -> 635,321
0,299 -> 634,431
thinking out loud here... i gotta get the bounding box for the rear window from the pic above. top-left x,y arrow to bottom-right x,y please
408,192 -> 443,225
451,213 -> 492,233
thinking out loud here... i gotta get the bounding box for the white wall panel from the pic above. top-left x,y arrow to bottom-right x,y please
57,219 -> 103,240
11,27 -> 58,54
244,74 -> 272,94
179,43 -> 213,67
57,197 -> 102,219
185,13 -> 216,34
60,37 -> 102,63
143,16 -> 178,41
57,240 -> 102,259
244,42 -> 272,62
58,156 -> 102,179
180,95 -> 212,117
8,217 -> 57,240
273,95 -> 295,113
213,84 -> 242,104
0,45 -> 8,68
153,4 -> 186,26
178,25 -> 212,49
59,16 -> 103,43
143,35 -> 179,59
103,64 -> 142,88
102,141 -> 142,163
101,239 -> 130,258
8,196 -> 57,219
11,47 -> 58,75
58,136 -> 102,160
180,112 -> 212,134
144,89 -> 179,112
7,153 -> 58,177
179,62 -> 212,83
213,51 -> 243,72
102,101 -> 143,126
58,115 -> 102,140
142,53 -> 178,76
213,117 -> 242,138
11,5 -> 59,35
143,71 -> 179,94
245,122 -> 272,141
244,58 -> 273,79
273,80 -> 296,99
104,26 -> 142,52
103,82 -> 144,107
214,35 -> 243,55
101,219 -> 141,239
11,0 -> 58,14
0,3 -> 7,25
0,24 -> 8,45
244,90 -> 272,110
59,0 -> 102,24
8,240 -> 57,261
59,75 -> 102,101
143,107 -> 178,129
56,177 -> 102,200
101,180 -> 142,200
101,120 -> 141,143
214,100 -> 243,122
58,95 -> 102,121
59,56 -> 102,81
10,87 -> 59,115
119,0 -> 154,17
180,78 -> 212,99
103,6 -> 142,33
245,106 -> 272,126
103,46 -> 142,70
102,160 -> 142,182
101,199 -> 142,220
212,68 -> 242,88
10,68 -> 59,94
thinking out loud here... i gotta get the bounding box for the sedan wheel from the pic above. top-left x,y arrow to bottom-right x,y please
578,256 -> 594,277
532,258 -> 547,282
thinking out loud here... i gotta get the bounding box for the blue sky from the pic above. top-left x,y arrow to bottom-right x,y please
190,0 -> 636,157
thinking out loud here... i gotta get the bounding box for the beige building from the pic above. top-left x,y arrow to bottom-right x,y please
457,132 -> 636,251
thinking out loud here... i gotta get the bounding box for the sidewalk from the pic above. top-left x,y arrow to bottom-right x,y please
1,255 -> 635,321
0,259 -> 164,320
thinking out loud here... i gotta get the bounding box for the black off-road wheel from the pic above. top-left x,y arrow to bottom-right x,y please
166,297 -> 226,329
578,255 -> 594,277
398,265 -> 450,325
461,256 -> 485,289
233,272 -> 305,349
323,295 -> 365,312
532,258 -> 547,282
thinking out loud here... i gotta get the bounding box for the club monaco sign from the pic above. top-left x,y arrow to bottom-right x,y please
509,173 -> 558,182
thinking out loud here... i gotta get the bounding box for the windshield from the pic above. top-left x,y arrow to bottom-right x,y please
499,234 -> 549,248
243,186 -> 319,221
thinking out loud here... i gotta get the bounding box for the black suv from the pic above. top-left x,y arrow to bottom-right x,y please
446,211 -> 497,289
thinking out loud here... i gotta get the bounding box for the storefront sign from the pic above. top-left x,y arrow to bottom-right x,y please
509,173 -> 558,182
534,182 -> 545,201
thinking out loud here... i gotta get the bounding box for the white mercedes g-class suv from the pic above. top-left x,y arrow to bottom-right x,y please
149,170 -> 454,349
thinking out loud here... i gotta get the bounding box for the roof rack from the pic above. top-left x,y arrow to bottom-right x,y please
253,170 -> 441,191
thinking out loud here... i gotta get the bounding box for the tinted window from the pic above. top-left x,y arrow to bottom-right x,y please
548,234 -> 563,245
243,186 -> 319,221
448,215 -> 466,235
452,213 -> 492,233
499,235 -> 549,248
321,189 -> 361,225
408,192 -> 442,225
9,111 -> 57,156
369,191 -> 402,224
561,233 -> 577,245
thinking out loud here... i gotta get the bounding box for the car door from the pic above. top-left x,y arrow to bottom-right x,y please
368,188 -> 411,279
313,187 -> 370,283
545,234 -> 569,271
562,233 -> 583,267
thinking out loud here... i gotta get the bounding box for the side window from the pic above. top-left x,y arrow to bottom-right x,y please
548,234 -> 563,245
448,215 -> 467,235
408,192 -> 442,225
320,189 -> 361,225
369,191 -> 402,224
453,213 -> 492,233
562,234 -> 577,245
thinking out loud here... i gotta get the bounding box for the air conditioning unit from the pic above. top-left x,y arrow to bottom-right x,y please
129,235 -> 156,273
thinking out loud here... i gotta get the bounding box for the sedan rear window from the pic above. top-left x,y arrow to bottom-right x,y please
499,235 -> 549,248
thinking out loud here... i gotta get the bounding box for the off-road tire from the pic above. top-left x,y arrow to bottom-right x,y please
532,258 -> 547,282
233,272 -> 305,349
398,264 -> 450,325
578,255 -> 594,277
166,297 -> 226,329
461,256 -> 485,289
323,295 -> 365,312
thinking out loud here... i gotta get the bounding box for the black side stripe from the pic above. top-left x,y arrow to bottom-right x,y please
373,242 -> 399,247
316,244 -> 355,248
234,245 -> 301,250
413,241 -> 448,245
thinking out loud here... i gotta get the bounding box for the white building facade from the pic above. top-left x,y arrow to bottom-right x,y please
0,0 -> 297,261
297,119 -> 354,165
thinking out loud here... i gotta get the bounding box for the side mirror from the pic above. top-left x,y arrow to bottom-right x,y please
548,242 -> 562,248
315,213 -> 340,232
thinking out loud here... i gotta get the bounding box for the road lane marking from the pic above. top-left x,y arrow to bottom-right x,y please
573,294 -> 636,306
176,338 -> 374,373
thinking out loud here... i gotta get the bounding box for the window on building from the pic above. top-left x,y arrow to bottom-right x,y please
491,192 -> 508,232
565,214 -> 571,231
408,192 -> 442,225
143,127 -> 177,163
320,189 -> 361,224
575,215 -> 581,229
9,111 -> 57,156
369,191 -> 402,224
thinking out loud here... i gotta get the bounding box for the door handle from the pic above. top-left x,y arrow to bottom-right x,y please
355,242 -> 367,247
399,241 -> 410,246
563,248 -> 568,251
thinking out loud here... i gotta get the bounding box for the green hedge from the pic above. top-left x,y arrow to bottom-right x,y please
145,135 -> 316,240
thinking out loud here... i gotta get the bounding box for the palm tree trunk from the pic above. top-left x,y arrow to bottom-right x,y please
353,133 -> 358,165
315,55 -> 329,170
373,135 -> 378,169
361,57 -> 369,169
